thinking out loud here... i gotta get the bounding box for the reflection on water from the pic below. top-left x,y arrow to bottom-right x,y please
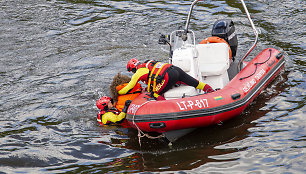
0,0 -> 305,173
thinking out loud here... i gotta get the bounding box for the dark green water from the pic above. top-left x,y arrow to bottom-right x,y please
0,0 -> 305,173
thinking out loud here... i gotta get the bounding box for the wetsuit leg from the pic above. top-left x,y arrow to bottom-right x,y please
175,66 -> 215,93
158,66 -> 180,95
157,65 -> 214,95
175,66 -> 199,87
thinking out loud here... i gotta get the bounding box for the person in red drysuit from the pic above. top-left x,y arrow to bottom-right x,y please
118,58 -> 214,100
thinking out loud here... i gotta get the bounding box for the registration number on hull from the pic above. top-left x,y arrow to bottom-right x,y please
176,98 -> 209,111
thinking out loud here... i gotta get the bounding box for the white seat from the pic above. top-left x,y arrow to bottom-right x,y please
171,47 -> 194,76
196,43 -> 230,75
196,43 -> 230,89
172,53 -> 191,72
165,47 -> 201,99
202,73 -> 229,90
164,85 -> 198,99
164,43 -> 230,99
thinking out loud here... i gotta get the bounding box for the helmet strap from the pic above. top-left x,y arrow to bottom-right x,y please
103,98 -> 113,111
131,68 -> 136,73
103,105 -> 109,111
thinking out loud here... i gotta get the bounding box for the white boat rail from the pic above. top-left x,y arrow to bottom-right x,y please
182,0 -> 259,72
238,0 -> 259,71
182,0 -> 202,41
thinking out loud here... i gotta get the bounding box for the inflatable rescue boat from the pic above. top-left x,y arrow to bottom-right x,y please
125,0 -> 285,142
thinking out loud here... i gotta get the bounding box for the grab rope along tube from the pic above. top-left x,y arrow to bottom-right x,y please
131,101 -> 165,147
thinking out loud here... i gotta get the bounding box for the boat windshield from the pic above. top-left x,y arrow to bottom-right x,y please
170,30 -> 196,51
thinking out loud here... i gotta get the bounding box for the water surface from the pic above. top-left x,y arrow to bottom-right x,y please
0,0 -> 305,173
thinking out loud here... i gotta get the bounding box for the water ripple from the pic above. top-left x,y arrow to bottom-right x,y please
0,0 -> 305,173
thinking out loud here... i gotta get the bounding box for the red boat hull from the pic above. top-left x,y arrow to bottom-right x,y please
126,48 -> 285,134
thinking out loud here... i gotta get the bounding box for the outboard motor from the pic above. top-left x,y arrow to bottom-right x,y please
212,19 -> 238,58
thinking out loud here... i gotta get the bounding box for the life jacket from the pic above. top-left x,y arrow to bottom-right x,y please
138,60 -> 172,92
97,108 -> 120,126
115,82 -> 142,111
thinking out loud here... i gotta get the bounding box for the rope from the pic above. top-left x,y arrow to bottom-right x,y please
131,100 -> 165,147
240,49 -> 272,80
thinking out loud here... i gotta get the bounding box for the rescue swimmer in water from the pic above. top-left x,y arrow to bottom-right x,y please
96,73 -> 142,126
96,96 -> 131,125
118,58 -> 215,100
